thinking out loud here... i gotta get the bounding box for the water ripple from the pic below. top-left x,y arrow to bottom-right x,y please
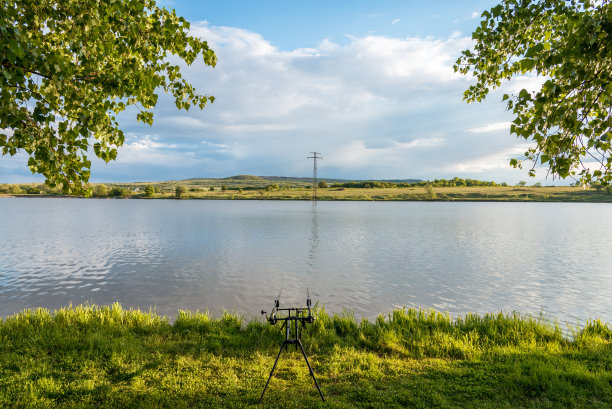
0,199 -> 611,325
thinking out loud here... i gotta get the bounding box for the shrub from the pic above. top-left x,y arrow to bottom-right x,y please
175,185 -> 188,198
425,184 -> 437,200
93,184 -> 108,197
318,180 -> 328,188
8,185 -> 22,194
110,187 -> 130,197
40,184 -> 60,195
145,185 -> 155,197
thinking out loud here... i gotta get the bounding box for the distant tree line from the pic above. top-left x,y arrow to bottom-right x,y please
0,183 -> 62,195
330,178 -> 507,188
330,181 -> 397,189
4,179 -> 612,197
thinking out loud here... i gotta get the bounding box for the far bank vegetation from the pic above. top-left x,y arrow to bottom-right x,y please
1,176 -> 611,202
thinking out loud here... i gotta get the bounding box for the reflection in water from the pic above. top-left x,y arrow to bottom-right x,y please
308,207 -> 319,271
0,198 -> 611,326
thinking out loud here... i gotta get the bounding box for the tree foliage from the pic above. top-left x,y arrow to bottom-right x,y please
175,185 -> 187,198
0,0 -> 216,195
110,186 -> 130,197
425,184 -> 437,200
93,183 -> 108,197
331,177 -> 500,189
455,0 -> 612,185
144,184 -> 155,197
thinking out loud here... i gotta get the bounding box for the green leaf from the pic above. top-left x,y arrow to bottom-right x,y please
0,0 -> 216,194
525,43 -> 544,58
520,58 -> 535,72
456,0 -> 612,185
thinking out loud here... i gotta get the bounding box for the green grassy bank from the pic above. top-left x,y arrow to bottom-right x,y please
1,304 -> 611,408
3,185 -> 612,203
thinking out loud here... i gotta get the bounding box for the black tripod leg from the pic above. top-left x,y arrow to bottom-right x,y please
259,342 -> 286,404
297,340 -> 325,402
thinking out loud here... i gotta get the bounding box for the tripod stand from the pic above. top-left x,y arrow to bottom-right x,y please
259,297 -> 325,403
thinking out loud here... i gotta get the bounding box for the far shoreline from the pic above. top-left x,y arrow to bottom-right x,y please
2,185 -> 612,203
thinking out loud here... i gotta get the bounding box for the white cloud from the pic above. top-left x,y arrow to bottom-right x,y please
392,19 -> 400,25
448,144 -> 531,173
1,23 -> 544,184
114,136 -> 181,165
471,11 -> 480,19
395,138 -> 445,149
223,123 -> 296,133
196,25 -> 277,57
326,138 -> 446,171
466,122 -> 512,134
165,116 -> 210,130
345,35 -> 470,81
506,75 -> 548,94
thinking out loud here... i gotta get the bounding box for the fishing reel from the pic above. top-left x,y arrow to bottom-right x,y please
261,296 -> 280,325
261,288 -> 316,325
305,294 -> 315,323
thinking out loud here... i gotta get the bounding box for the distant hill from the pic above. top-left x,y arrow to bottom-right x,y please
377,179 -> 422,184
262,176 -> 348,183
260,176 -> 422,184
222,175 -> 265,181
181,175 -> 421,184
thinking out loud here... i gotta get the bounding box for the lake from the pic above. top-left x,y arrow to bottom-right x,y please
1,198 -> 610,326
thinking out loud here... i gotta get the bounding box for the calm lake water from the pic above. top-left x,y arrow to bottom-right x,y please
1,198 -> 610,325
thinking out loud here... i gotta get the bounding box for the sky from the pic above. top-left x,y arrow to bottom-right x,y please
2,0 -> 557,184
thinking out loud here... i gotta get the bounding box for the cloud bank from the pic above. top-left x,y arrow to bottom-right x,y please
3,23 -> 545,184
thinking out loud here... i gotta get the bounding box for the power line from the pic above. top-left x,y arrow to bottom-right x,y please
307,152 -> 322,203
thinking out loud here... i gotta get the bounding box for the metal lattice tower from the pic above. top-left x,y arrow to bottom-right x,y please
307,152 -> 322,203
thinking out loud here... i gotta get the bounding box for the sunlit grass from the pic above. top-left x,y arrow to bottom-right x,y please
141,186 -> 612,202
3,182 -> 611,202
1,303 -> 610,408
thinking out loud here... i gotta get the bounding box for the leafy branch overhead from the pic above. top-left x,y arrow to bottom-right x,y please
455,0 -> 612,185
0,0 -> 216,194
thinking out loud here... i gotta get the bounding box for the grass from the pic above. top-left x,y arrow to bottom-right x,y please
1,304 -> 610,408
7,186 -> 612,202
129,186 -> 612,202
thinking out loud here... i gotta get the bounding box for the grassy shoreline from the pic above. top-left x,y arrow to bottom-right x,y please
1,304 -> 610,408
2,185 -> 612,203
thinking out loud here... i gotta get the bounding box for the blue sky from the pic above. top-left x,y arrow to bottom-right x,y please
2,0 -> 557,184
